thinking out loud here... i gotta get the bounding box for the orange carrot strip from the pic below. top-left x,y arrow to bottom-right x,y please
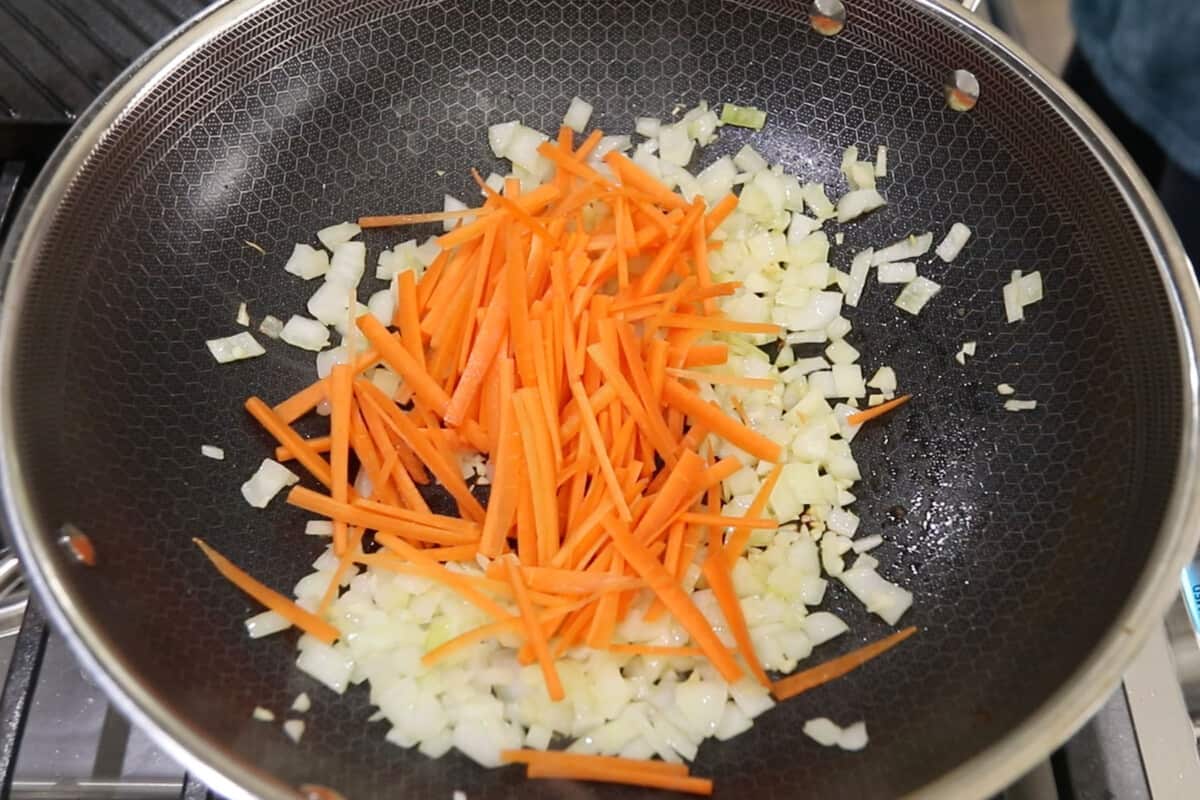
347,498 -> 478,533
665,367 -> 777,390
601,516 -> 742,683
586,343 -> 677,465
244,397 -> 333,488
674,343 -> 728,368
275,435 -> 330,462
603,151 -> 688,211
680,512 -> 777,529
704,193 -> 738,234
421,599 -> 587,667
537,141 -> 613,188
772,627 -> 919,701
479,361 -> 519,557
358,315 -> 451,416
573,129 -> 605,162
608,643 -> 706,659
358,207 -> 490,228
724,463 -> 785,561
395,269 -> 425,368
272,349 -> 379,424
524,761 -> 712,796
193,538 -> 338,644
501,750 -> 689,777
435,184 -> 561,249
287,487 -> 479,546
356,380 -> 486,521
328,364 -> 354,555
568,380 -> 632,521
472,169 -> 556,243
846,394 -> 912,426
504,555 -> 564,700
635,202 -> 705,296
661,378 -> 783,463
657,313 -> 781,335
444,284 -> 509,426
702,545 -> 771,688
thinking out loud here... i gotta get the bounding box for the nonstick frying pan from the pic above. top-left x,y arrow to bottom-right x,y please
2,0 -> 1199,798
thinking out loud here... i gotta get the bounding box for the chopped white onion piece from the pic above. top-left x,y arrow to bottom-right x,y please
803,718 -> 842,746
283,720 -> 306,743
997,383 -> 1015,396
872,232 -> 932,265
236,302 -> 250,326
305,520 -> 334,537
851,534 -> 883,553
1003,279 -> 1024,323
962,341 -> 977,356
327,242 -> 366,288
838,561 -> 913,624
258,315 -> 284,339
840,145 -> 859,170
876,261 -> 917,284
1018,271 -> 1044,306
442,195 -> 473,232
733,145 -> 768,174
936,222 -> 972,262
835,188 -> 886,223
241,458 -> 299,508
842,247 -> 872,308
866,366 -> 896,393
292,692 -> 311,712
367,289 -> 395,326
377,240 -> 420,281
206,332 -> 265,364
245,610 -> 290,638
281,315 -> 331,351
894,276 -> 941,315
1005,399 -> 1037,412
635,117 -> 661,138
200,444 -> 225,460
825,339 -> 859,365
657,122 -> 694,166
316,222 -> 360,250
875,145 -> 888,177
252,707 -> 275,722
488,121 -> 519,157
838,721 -> 869,751
803,183 -> 836,220
296,639 -> 354,693
284,243 -> 330,280
562,96 -> 593,132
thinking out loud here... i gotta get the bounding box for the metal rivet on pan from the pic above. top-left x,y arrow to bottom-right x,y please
946,69 -> 980,111
58,524 -> 96,566
300,786 -> 347,800
809,0 -> 846,36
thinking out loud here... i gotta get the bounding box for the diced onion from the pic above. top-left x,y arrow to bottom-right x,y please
200,444 -> 225,460
803,718 -> 842,746
284,243 -> 329,280
236,302 -> 250,326
635,117 -> 661,138
874,146 -> 888,177
283,720 -> 306,743
872,233 -> 932,265
838,721 -> 869,751
876,261 -> 916,284
327,242 -> 366,288
733,145 -> 768,174
206,332 -> 265,364
305,520 -> 334,537
488,121 -> 519,157
563,96 -> 594,133
241,458 -> 299,508
894,276 -> 941,315
997,383 -> 1015,396
252,707 -> 275,722
258,315 -> 284,339
281,315 -> 331,351
316,222 -> 360,250
835,188 -> 886,223
720,103 -> 767,130
1004,399 -> 1037,412
245,610 -> 291,638
935,222 -> 972,262
292,692 -> 312,712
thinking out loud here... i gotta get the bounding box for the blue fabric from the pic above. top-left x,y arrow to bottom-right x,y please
1071,0 -> 1200,178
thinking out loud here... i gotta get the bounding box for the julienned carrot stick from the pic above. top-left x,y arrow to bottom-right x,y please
725,462 -> 784,562
665,367 -> 777,390
603,151 -> 688,211
287,486 -> 479,546
273,349 -> 379,423
656,313 -> 781,335
523,762 -> 713,796
358,314 -> 451,417
275,435 -> 331,462
771,627 -> 919,701
348,497 -> 477,533
679,512 -> 777,529
328,364 -> 354,555
501,750 -> 689,777
846,394 -> 912,426
661,378 -> 783,463
704,193 -> 738,234
504,555 -> 564,701
374,532 -> 511,621
701,545 -> 770,688
601,517 -> 743,683
193,538 -> 339,644
244,397 -> 333,488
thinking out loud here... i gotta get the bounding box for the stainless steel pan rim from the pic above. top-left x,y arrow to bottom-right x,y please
1,1 -> 1197,798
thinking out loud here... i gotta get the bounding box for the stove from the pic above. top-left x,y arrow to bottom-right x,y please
0,3 -> 1198,798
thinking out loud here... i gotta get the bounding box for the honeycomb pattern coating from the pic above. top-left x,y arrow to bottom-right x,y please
2,0 -> 1184,798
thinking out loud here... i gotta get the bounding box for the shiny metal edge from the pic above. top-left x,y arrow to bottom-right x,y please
0,4 -> 301,799
910,2 -> 1200,798
0,2 -> 1196,800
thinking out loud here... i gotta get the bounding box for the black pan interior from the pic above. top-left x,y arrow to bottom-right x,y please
3,0 -> 1182,797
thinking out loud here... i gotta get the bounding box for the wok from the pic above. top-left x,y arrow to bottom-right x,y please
2,0 -> 1199,797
